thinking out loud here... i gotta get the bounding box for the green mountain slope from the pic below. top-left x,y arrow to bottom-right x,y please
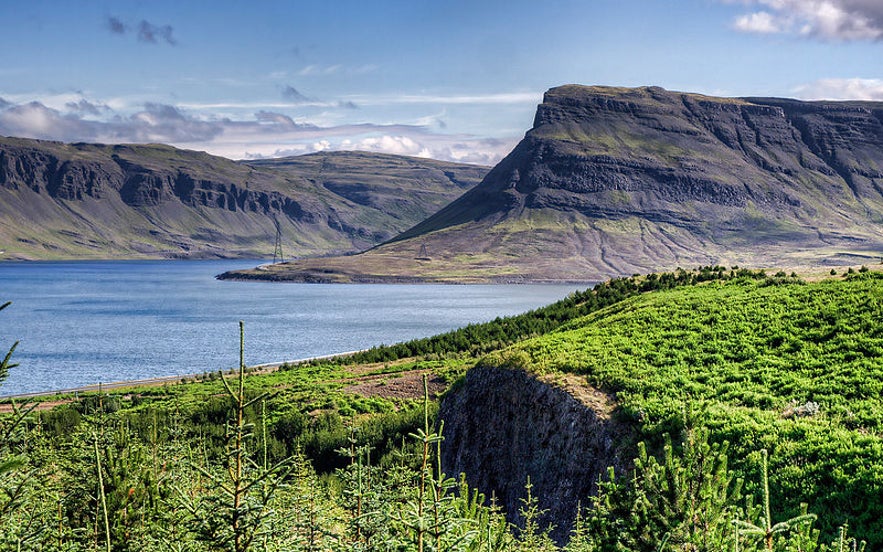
0,137 -> 487,259
226,85 -> 883,282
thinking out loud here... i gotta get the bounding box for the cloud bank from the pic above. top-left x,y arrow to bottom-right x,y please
0,97 -> 514,165
793,77 -> 883,100
730,0 -> 883,40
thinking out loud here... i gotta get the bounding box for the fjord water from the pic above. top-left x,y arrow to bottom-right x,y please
0,260 -> 585,396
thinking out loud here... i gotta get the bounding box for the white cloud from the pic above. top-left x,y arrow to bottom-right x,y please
0,92 -> 108,113
2,102 -> 58,135
793,77 -> 883,99
65,99 -> 108,116
173,91 -> 539,116
728,0 -> 883,40
349,91 -> 543,107
413,110 -> 448,129
201,127 -> 517,165
311,139 -> 332,151
254,111 -> 306,127
734,11 -> 782,33
0,96 -> 515,165
356,135 -> 424,156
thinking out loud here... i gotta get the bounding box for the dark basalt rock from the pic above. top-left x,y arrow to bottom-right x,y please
397,85 -> 883,259
439,364 -> 633,544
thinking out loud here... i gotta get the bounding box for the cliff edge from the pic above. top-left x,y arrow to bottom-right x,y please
438,363 -> 634,542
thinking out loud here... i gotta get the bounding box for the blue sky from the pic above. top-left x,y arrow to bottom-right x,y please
1,0 -> 882,164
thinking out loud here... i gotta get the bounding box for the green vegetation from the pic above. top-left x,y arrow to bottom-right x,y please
2,267 -> 883,550
482,270 -> 883,547
349,265 -> 775,363
0,301 -> 17,385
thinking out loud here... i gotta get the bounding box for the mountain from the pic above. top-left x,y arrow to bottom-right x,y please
223,85 -> 883,282
0,137 -> 487,259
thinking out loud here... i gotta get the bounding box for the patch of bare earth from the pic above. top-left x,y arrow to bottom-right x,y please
344,370 -> 448,400
539,372 -> 617,419
0,398 -> 75,413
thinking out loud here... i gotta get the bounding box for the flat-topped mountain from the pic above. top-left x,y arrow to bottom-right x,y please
0,138 -> 487,259
225,85 -> 883,282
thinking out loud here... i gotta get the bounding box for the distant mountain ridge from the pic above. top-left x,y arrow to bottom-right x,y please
0,137 -> 488,259
224,85 -> 883,282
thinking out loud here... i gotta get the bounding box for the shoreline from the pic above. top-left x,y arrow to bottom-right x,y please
216,268 -> 599,286
0,349 -> 365,402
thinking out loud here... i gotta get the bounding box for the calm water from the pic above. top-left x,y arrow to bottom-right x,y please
0,260 -> 587,396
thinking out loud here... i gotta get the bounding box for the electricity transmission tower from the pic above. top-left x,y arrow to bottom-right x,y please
273,217 -> 284,264
417,242 -> 430,260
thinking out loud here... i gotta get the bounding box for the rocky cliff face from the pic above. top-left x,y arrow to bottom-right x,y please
0,138 -> 486,259
374,85 -> 883,280
438,363 -> 633,543
410,86 -> 883,234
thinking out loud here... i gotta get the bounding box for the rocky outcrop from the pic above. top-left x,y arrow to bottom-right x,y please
194,85 -> 883,282
404,86 -> 883,242
0,138 -> 487,259
438,363 -> 634,543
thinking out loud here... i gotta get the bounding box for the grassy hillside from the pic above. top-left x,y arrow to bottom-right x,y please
0,138 -> 487,260
482,270 -> 883,544
245,150 -> 483,226
2,268 -> 882,549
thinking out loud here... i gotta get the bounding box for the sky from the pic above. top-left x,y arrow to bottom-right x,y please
1,0 -> 882,165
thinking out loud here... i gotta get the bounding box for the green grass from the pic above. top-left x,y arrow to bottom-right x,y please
4,267 -> 883,548
481,272 -> 883,544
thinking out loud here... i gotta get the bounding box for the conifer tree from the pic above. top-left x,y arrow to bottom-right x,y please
584,426 -> 743,551
0,301 -> 18,387
0,300 -> 41,549
180,321 -> 295,552
731,449 -> 817,551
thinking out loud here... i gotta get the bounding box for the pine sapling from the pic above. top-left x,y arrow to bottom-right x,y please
731,449 -> 817,551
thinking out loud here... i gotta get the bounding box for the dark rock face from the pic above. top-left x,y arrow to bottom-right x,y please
438,364 -> 632,544
45,160 -> 124,200
539,87 -> 883,221
385,85 -> 883,279
0,138 -> 487,259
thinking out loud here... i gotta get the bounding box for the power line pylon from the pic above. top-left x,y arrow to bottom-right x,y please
417,242 -> 430,260
273,217 -> 284,264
